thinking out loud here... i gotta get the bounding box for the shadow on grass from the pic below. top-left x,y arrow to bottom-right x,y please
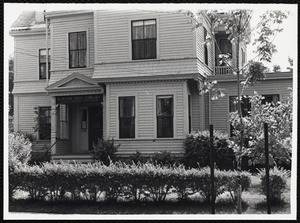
253,199 -> 290,214
10,198 -> 243,215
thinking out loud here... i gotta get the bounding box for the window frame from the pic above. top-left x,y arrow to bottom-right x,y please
156,95 -> 174,138
68,31 -> 87,69
119,96 -> 135,139
39,48 -> 51,80
38,106 -> 51,140
262,94 -> 280,105
204,27 -> 208,66
131,19 -> 157,60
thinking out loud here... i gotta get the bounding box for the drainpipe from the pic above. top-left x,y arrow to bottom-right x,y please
45,11 -> 49,86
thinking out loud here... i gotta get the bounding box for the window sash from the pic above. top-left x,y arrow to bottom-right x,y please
157,96 -> 173,138
39,107 -> 51,140
69,31 -> 87,68
119,97 -> 135,138
132,19 -> 156,60
39,49 -> 51,79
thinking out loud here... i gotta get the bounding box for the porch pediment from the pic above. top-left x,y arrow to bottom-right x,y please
45,72 -> 104,96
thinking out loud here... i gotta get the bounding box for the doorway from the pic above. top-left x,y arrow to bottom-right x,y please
88,106 -> 103,150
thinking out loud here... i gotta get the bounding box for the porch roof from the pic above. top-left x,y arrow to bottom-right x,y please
45,72 -> 104,96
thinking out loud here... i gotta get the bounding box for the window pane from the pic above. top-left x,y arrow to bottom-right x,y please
157,117 -> 173,138
69,33 -> 78,50
78,32 -> 86,49
69,51 -> 79,68
144,23 -> 156,39
120,97 -> 135,117
132,24 -> 144,40
157,96 -> 173,116
40,64 -> 46,79
39,107 -> 51,140
145,39 -> 156,59
120,117 -> 135,138
79,50 -> 86,67
132,40 -> 145,60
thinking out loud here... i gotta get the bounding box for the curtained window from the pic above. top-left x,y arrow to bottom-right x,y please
132,19 -> 156,60
39,107 -> 51,140
69,31 -> 87,68
39,49 -> 51,79
157,95 -> 173,138
119,97 -> 135,138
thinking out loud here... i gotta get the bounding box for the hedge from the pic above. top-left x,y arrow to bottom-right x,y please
10,161 -> 251,203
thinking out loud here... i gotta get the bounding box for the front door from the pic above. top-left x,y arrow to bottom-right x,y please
88,106 -> 103,150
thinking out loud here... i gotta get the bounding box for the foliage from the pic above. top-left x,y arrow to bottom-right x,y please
287,57 -> 293,72
10,161 -> 251,204
91,137 -> 120,165
129,151 -> 148,164
152,151 -> 177,166
257,166 -> 290,202
229,91 -> 292,166
184,130 -> 235,169
9,132 -> 32,168
273,65 -> 281,72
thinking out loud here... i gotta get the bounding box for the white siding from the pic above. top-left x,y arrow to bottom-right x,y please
14,34 -> 49,81
16,95 -> 51,134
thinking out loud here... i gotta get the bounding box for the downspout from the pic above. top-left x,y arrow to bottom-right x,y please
45,11 -> 49,86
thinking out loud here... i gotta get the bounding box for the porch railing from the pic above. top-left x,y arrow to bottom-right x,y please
215,66 -> 233,75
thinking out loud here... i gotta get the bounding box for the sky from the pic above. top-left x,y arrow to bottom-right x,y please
4,3 -> 297,72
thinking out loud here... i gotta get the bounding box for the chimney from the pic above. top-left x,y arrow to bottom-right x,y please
35,11 -> 45,23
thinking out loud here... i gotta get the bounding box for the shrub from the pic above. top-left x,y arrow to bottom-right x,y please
184,130 -> 235,169
129,151 -> 148,164
152,151 -> 177,166
91,137 -> 120,165
257,166 -> 290,202
9,132 -> 32,167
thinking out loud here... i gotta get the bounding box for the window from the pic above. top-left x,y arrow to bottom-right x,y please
241,49 -> 246,66
157,95 -> 173,138
39,107 -> 51,140
119,97 -> 135,138
69,31 -> 87,68
262,94 -> 279,104
132,19 -> 156,60
39,49 -> 51,79
204,28 -> 208,66
81,109 -> 87,130
229,96 -> 251,136
220,39 -> 232,55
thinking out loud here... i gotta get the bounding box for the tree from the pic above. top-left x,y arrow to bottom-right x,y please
229,90 -> 292,167
287,57 -> 293,72
273,64 -> 281,72
9,56 -> 14,132
185,9 -> 289,213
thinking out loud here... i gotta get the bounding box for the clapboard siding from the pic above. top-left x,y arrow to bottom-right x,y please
13,81 -> 48,94
14,34 -> 49,81
96,10 -> 193,63
17,95 -> 51,134
48,68 -> 94,85
108,81 -> 187,142
115,139 -> 185,156
94,58 -> 198,78
50,13 -> 94,72
210,78 -> 292,132
190,84 -> 200,131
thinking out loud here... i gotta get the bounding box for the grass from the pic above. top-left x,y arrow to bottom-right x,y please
9,175 -> 291,215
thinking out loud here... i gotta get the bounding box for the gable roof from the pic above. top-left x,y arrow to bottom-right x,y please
11,11 -> 36,28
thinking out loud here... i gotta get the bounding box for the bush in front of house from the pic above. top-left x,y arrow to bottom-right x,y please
10,161 -> 252,204
184,130 -> 235,169
257,166 -> 290,203
91,137 -> 120,165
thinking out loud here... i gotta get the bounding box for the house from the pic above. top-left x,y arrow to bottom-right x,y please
10,9 -> 293,163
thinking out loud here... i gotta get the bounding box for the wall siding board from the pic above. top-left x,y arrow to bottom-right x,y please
17,95 -> 51,134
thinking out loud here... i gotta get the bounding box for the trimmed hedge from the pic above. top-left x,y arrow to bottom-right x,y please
10,161 -> 251,203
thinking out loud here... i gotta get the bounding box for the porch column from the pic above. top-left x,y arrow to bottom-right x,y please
51,96 -> 57,155
197,80 -> 206,131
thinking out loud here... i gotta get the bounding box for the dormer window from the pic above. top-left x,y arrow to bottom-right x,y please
132,19 -> 157,60
69,31 -> 87,68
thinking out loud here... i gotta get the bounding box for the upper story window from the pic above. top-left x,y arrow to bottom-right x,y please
132,19 -> 157,60
204,28 -> 208,66
119,97 -> 135,138
39,49 -> 51,79
262,94 -> 280,104
69,31 -> 87,68
157,95 -> 173,138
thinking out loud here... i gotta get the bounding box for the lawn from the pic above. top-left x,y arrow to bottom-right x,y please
9,175 -> 290,215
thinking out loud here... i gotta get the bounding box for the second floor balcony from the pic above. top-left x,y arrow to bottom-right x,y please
215,66 -> 233,75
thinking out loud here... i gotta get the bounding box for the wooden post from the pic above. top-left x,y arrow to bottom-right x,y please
264,123 -> 271,214
51,96 -> 57,155
210,125 -> 215,214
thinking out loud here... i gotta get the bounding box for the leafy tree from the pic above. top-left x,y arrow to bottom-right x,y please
229,90 -> 292,167
273,64 -> 281,72
287,57 -> 293,72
